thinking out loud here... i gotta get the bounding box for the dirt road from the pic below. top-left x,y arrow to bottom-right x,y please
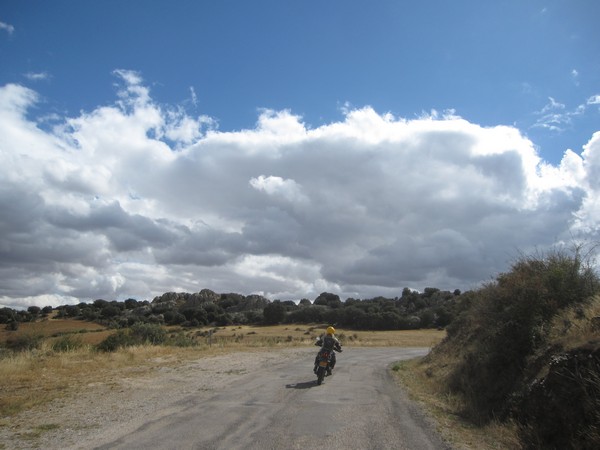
82,347 -> 449,450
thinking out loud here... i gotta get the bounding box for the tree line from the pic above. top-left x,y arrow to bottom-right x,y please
1,287 -> 461,331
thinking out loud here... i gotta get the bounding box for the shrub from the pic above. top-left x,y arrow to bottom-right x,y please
97,323 -> 167,351
97,330 -> 135,352
51,335 -> 83,352
517,345 -> 600,449
445,247 -> 600,423
5,320 -> 19,331
130,323 -> 167,345
5,333 -> 43,352
167,332 -> 197,347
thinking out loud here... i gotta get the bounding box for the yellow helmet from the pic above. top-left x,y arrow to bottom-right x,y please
326,326 -> 335,335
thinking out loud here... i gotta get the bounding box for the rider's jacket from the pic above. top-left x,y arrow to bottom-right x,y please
316,335 -> 342,352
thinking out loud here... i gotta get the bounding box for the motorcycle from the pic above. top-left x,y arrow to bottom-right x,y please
314,346 -> 342,385
315,348 -> 332,385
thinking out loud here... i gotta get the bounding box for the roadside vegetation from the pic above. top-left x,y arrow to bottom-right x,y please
395,246 -> 600,450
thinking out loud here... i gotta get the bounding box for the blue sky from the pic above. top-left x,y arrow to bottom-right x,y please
3,0 -> 599,163
1,1 -> 599,308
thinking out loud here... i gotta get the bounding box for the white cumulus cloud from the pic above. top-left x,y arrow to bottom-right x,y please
249,175 -> 308,204
1,74 -> 599,308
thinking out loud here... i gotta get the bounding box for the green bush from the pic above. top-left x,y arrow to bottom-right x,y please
5,333 -> 43,352
51,335 -> 83,352
97,330 -> 136,352
97,323 -> 168,352
5,320 -> 19,331
446,247 -> 600,423
167,332 -> 197,347
130,322 -> 167,345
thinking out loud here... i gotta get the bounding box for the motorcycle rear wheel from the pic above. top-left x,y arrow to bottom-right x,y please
316,366 -> 325,385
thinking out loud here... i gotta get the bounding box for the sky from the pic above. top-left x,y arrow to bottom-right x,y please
1,0 -> 599,309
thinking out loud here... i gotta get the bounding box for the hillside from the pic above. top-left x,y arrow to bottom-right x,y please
412,248 -> 600,449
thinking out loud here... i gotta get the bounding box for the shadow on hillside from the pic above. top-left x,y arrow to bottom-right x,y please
285,381 -> 318,389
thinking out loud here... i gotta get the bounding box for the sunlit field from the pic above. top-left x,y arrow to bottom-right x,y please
194,324 -> 445,348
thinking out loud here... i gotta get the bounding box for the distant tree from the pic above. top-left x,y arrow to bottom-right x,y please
27,306 -> 41,317
423,287 -> 440,298
263,301 -> 286,325
281,300 -> 298,310
181,307 -> 208,325
338,306 -> 365,328
81,307 -> 99,321
93,299 -> 109,309
244,310 -> 263,323
163,311 -> 186,325
63,305 -> 80,317
314,292 -> 342,308
0,307 -> 16,324
42,306 -> 53,315
419,309 -> 435,328
298,298 -> 311,306
124,298 -> 139,309
286,305 -> 324,324
101,305 -> 121,319
434,307 -> 453,328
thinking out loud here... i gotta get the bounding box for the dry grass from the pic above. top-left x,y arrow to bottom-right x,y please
200,324 -> 445,348
0,341 -> 228,420
0,322 -> 444,420
392,358 -> 522,450
545,295 -> 600,350
0,317 -> 110,347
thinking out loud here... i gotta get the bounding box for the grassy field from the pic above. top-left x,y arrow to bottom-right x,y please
201,324 -> 445,348
1,319 -> 445,348
0,316 -> 112,346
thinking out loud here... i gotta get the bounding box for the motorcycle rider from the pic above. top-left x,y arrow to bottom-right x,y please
314,326 -> 342,375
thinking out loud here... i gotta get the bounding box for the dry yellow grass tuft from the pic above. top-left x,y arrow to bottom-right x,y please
545,295 -> 600,350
